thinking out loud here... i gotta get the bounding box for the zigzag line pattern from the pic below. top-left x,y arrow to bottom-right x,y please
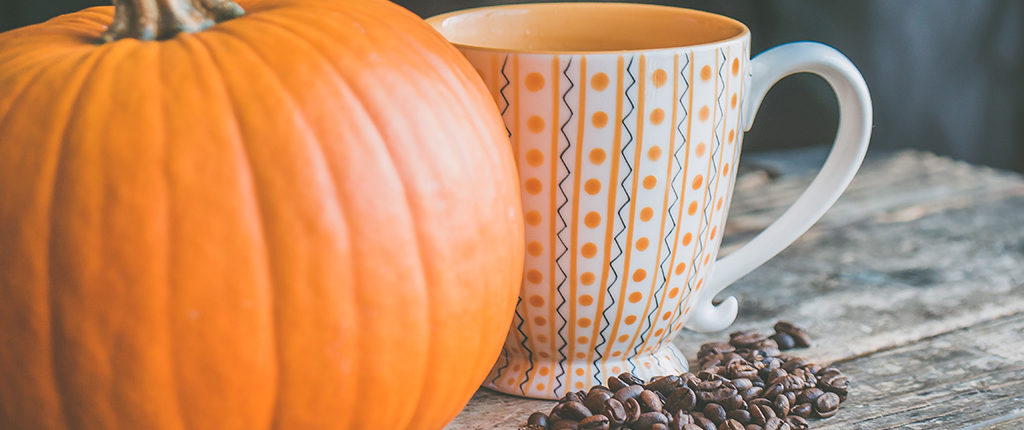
491,296 -> 522,385
499,55 -> 511,137
593,56 -> 637,382
618,58 -> 639,374
551,57 -> 574,396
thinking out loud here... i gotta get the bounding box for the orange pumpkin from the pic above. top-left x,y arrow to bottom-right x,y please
0,0 -> 523,428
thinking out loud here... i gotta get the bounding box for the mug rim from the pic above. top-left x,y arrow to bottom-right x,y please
425,2 -> 750,55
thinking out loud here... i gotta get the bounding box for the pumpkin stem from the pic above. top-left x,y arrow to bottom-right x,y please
99,0 -> 244,42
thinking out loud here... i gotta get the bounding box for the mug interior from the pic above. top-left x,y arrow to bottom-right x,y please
426,2 -> 748,53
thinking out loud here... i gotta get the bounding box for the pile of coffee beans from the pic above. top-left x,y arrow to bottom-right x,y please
519,321 -> 849,430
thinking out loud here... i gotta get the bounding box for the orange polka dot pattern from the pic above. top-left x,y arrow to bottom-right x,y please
461,40 -> 748,399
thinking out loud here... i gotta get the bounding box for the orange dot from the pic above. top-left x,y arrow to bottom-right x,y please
654,328 -> 665,337
534,316 -> 547,325
576,352 -> 586,359
700,65 -> 712,81
537,334 -> 549,343
612,366 -> 622,373
527,115 -> 545,133
624,315 -> 637,324
650,108 -> 665,125
728,129 -> 735,143
589,148 -> 606,164
682,233 -> 693,246
525,210 -> 542,226
525,178 -> 542,194
581,242 -> 598,258
592,111 -> 609,128
539,367 -> 550,376
691,175 -> 703,190
675,262 -> 686,275
529,295 -> 544,306
536,383 -> 545,390
732,58 -> 740,76
526,72 -> 545,91
576,381 -> 585,389
527,241 -> 543,256
584,179 -> 602,195
579,294 -> 594,306
592,72 -> 610,91
526,149 -> 544,167
577,337 -> 589,344
579,318 -> 592,328
647,146 -> 662,161
629,292 -> 643,303
526,270 -> 543,284
723,163 -> 731,176
612,351 -> 622,358
652,69 -> 668,88
696,142 -> 707,157
636,237 -> 650,251
717,197 -> 724,210
639,207 -> 654,222
644,362 -> 652,368
618,334 -> 630,342
731,93 -> 738,108
512,365 -> 521,372
633,269 -> 647,282
710,226 -> 718,240
668,287 -> 680,298
584,211 -> 602,228
699,106 -> 710,121
507,378 -> 515,385
662,311 -> 672,320
688,201 -> 698,216
643,175 -> 657,190
576,368 -> 585,376
581,272 -> 596,285
539,351 -> 550,358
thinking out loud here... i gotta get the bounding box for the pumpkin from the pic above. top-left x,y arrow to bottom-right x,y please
0,0 -> 524,428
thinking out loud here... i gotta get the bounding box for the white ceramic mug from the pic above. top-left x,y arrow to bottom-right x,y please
428,2 -> 871,399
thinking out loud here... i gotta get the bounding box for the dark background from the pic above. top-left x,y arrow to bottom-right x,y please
4,0 -> 1023,172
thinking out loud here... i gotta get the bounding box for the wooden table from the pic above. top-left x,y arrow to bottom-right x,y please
445,149 -> 1024,429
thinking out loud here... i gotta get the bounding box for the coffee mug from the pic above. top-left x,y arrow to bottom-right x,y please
427,2 -> 870,399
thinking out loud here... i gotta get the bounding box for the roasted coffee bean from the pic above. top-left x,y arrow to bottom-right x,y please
585,389 -> 613,414
751,339 -> 781,357
559,390 -> 586,405
804,363 -> 822,376
553,401 -> 592,421
589,385 -> 612,395
769,332 -> 795,350
624,397 -> 643,423
634,411 -> 669,430
722,394 -> 746,411
647,375 -> 683,393
613,385 -> 644,403
579,414 -> 611,430
620,372 -> 647,386
776,374 -> 804,393
764,368 -> 787,384
814,392 -> 840,418
762,417 -> 789,430
740,386 -> 763,401
703,403 -> 727,424
819,373 -> 850,399
796,388 -> 824,405
772,393 -> 790,417
699,386 -> 739,404
608,376 -> 628,392
718,419 -> 745,430
700,342 -> 736,358
550,419 -> 580,430
640,389 -> 665,413
744,425 -> 763,430
652,424 -> 670,430
783,391 -> 797,408
815,367 -> 842,379
761,383 -> 784,400
773,321 -> 811,348
517,425 -> 544,430
727,363 -> 759,380
682,424 -> 705,430
671,409 -> 695,425
748,403 -> 776,425
726,408 -> 751,424
730,332 -> 768,349
666,387 -> 698,413
790,403 -> 813,418
784,416 -> 809,430
527,412 -> 549,427
602,398 -> 627,425
691,413 -> 717,430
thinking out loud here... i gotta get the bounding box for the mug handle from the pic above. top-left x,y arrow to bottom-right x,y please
685,42 -> 872,332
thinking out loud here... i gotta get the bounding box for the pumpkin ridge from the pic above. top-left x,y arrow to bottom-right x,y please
183,33 -> 280,430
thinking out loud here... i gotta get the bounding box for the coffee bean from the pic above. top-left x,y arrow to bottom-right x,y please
731,378 -> 753,391
814,392 -> 840,418
769,333 -> 795,350
819,373 -> 850,399
763,369 -> 787,384
783,391 -> 797,408
608,376 -> 628,392
589,385 -> 612,395
553,401 -> 592,421
550,419 -> 580,430
579,414 -> 611,430
726,408 -> 751,424
699,386 -> 739,405
773,375 -> 805,393
772,393 -> 790,417
652,424 -> 669,430
728,363 -> 759,380
624,397 -> 643,423
740,386 -> 763,401
784,416 -> 809,430
722,394 -> 746,411
682,424 -> 705,430
761,383 -> 784,400
692,413 -> 717,430
640,389 -> 665,413
790,403 -> 813,418
527,412 -> 549,427
634,411 -> 669,430
620,372 -> 646,386
762,416 -> 789,430
730,332 -> 768,349
602,398 -> 627,425
718,418 -> 745,430
647,375 -> 683,393
559,390 -> 586,405
744,425 -> 763,430
584,389 -> 612,414
666,387 -> 697,413
773,321 -> 811,348
796,388 -> 824,405
703,403 -> 727,424
700,342 -> 736,358
749,403 -> 776,425
613,385 -> 644,404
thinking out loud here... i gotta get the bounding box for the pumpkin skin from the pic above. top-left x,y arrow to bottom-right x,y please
0,0 -> 523,429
